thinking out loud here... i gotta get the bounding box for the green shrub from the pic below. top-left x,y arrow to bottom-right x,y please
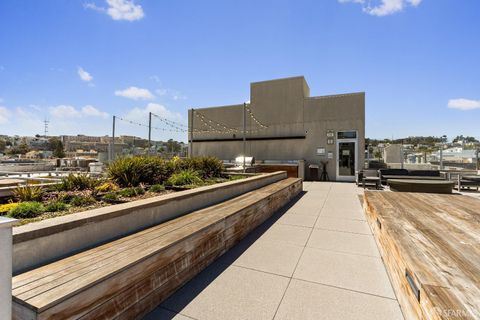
107,156 -> 223,187
149,184 -> 165,193
0,202 -> 19,215
107,156 -> 174,187
117,186 -> 145,198
13,185 -> 44,202
45,200 -> 68,212
56,174 -> 99,191
8,202 -> 45,219
173,156 -> 224,179
102,192 -> 119,202
69,195 -> 96,206
167,169 -> 202,186
228,175 -> 245,181
197,156 -> 224,178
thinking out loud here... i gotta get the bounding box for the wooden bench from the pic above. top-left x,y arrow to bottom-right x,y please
364,191 -> 480,320
12,177 -> 302,320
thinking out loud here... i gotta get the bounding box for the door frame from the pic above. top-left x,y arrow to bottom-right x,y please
336,133 -> 358,182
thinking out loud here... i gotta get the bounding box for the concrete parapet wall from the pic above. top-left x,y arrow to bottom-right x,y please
12,171 -> 287,274
0,163 -> 55,173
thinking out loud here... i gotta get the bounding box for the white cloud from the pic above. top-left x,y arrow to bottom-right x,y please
50,105 -> 82,118
0,106 -> 9,124
155,88 -> 187,101
85,0 -> 144,21
124,103 -> 183,122
50,105 -> 109,118
339,0 -> 422,16
107,0 -> 144,21
16,107 -> 37,119
0,104 -> 110,136
115,86 -> 155,100
448,98 -> 480,111
82,105 -> 109,118
28,104 -> 42,112
84,2 -> 105,12
77,67 -> 93,82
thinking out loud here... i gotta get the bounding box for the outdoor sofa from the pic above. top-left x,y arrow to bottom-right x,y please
378,169 -> 444,185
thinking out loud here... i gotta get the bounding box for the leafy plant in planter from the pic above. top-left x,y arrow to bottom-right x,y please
0,202 -> 19,215
13,185 -> 44,202
8,202 -> 45,219
107,156 -> 224,188
45,200 -> 68,212
102,192 -> 120,203
56,174 -> 99,191
175,156 -> 224,179
149,184 -> 165,193
95,181 -> 119,194
69,195 -> 96,207
117,186 -> 145,198
107,156 -> 174,187
197,156 -> 224,178
166,169 -> 202,186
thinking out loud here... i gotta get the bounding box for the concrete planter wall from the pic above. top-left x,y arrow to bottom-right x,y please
12,171 -> 287,274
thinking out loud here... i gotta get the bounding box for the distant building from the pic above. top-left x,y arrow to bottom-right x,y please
431,147 -> 477,163
189,76 -> 365,181
383,144 -> 403,164
25,150 -> 53,159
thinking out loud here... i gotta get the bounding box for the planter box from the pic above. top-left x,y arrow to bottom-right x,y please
12,171 -> 287,274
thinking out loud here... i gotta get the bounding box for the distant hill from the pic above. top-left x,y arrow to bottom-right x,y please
366,136 -> 445,147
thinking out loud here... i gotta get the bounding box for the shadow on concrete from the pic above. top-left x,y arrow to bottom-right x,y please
143,191 -> 308,320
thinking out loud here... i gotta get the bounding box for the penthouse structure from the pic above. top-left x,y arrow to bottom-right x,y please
189,76 -> 365,181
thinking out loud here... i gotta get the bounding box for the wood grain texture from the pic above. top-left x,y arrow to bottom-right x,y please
364,191 -> 480,320
13,178 -> 302,320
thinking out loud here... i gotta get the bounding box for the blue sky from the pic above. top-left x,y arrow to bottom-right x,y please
0,0 -> 479,142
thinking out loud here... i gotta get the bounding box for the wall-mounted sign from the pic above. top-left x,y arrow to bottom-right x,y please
327,138 -> 334,145
327,152 -> 333,159
316,147 -> 326,156
326,130 -> 334,138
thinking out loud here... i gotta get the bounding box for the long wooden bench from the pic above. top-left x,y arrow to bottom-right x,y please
12,177 -> 302,320
364,191 -> 480,320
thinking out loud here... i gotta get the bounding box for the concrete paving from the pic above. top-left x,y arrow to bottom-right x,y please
145,182 -> 405,320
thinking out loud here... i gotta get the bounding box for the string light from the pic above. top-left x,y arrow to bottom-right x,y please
117,106 -> 269,136
116,116 -> 186,133
151,113 -> 189,132
190,107 -> 270,135
245,105 -> 269,128
194,111 -> 239,133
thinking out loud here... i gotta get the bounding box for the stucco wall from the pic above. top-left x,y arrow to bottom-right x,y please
189,76 -> 365,181
303,93 -> 365,180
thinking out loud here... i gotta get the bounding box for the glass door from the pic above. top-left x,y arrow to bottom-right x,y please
336,140 -> 357,181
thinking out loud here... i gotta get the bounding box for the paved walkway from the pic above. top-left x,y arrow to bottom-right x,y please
145,182 -> 404,320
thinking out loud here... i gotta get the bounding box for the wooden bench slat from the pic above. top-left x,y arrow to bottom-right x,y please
364,191 -> 480,320
12,181 -> 281,291
13,178 -> 301,318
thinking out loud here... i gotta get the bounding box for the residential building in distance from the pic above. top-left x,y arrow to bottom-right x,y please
383,144 -> 404,164
431,147 -> 478,164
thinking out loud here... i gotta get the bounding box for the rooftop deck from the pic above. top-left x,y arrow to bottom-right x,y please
364,191 -> 480,320
145,182 -> 404,320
